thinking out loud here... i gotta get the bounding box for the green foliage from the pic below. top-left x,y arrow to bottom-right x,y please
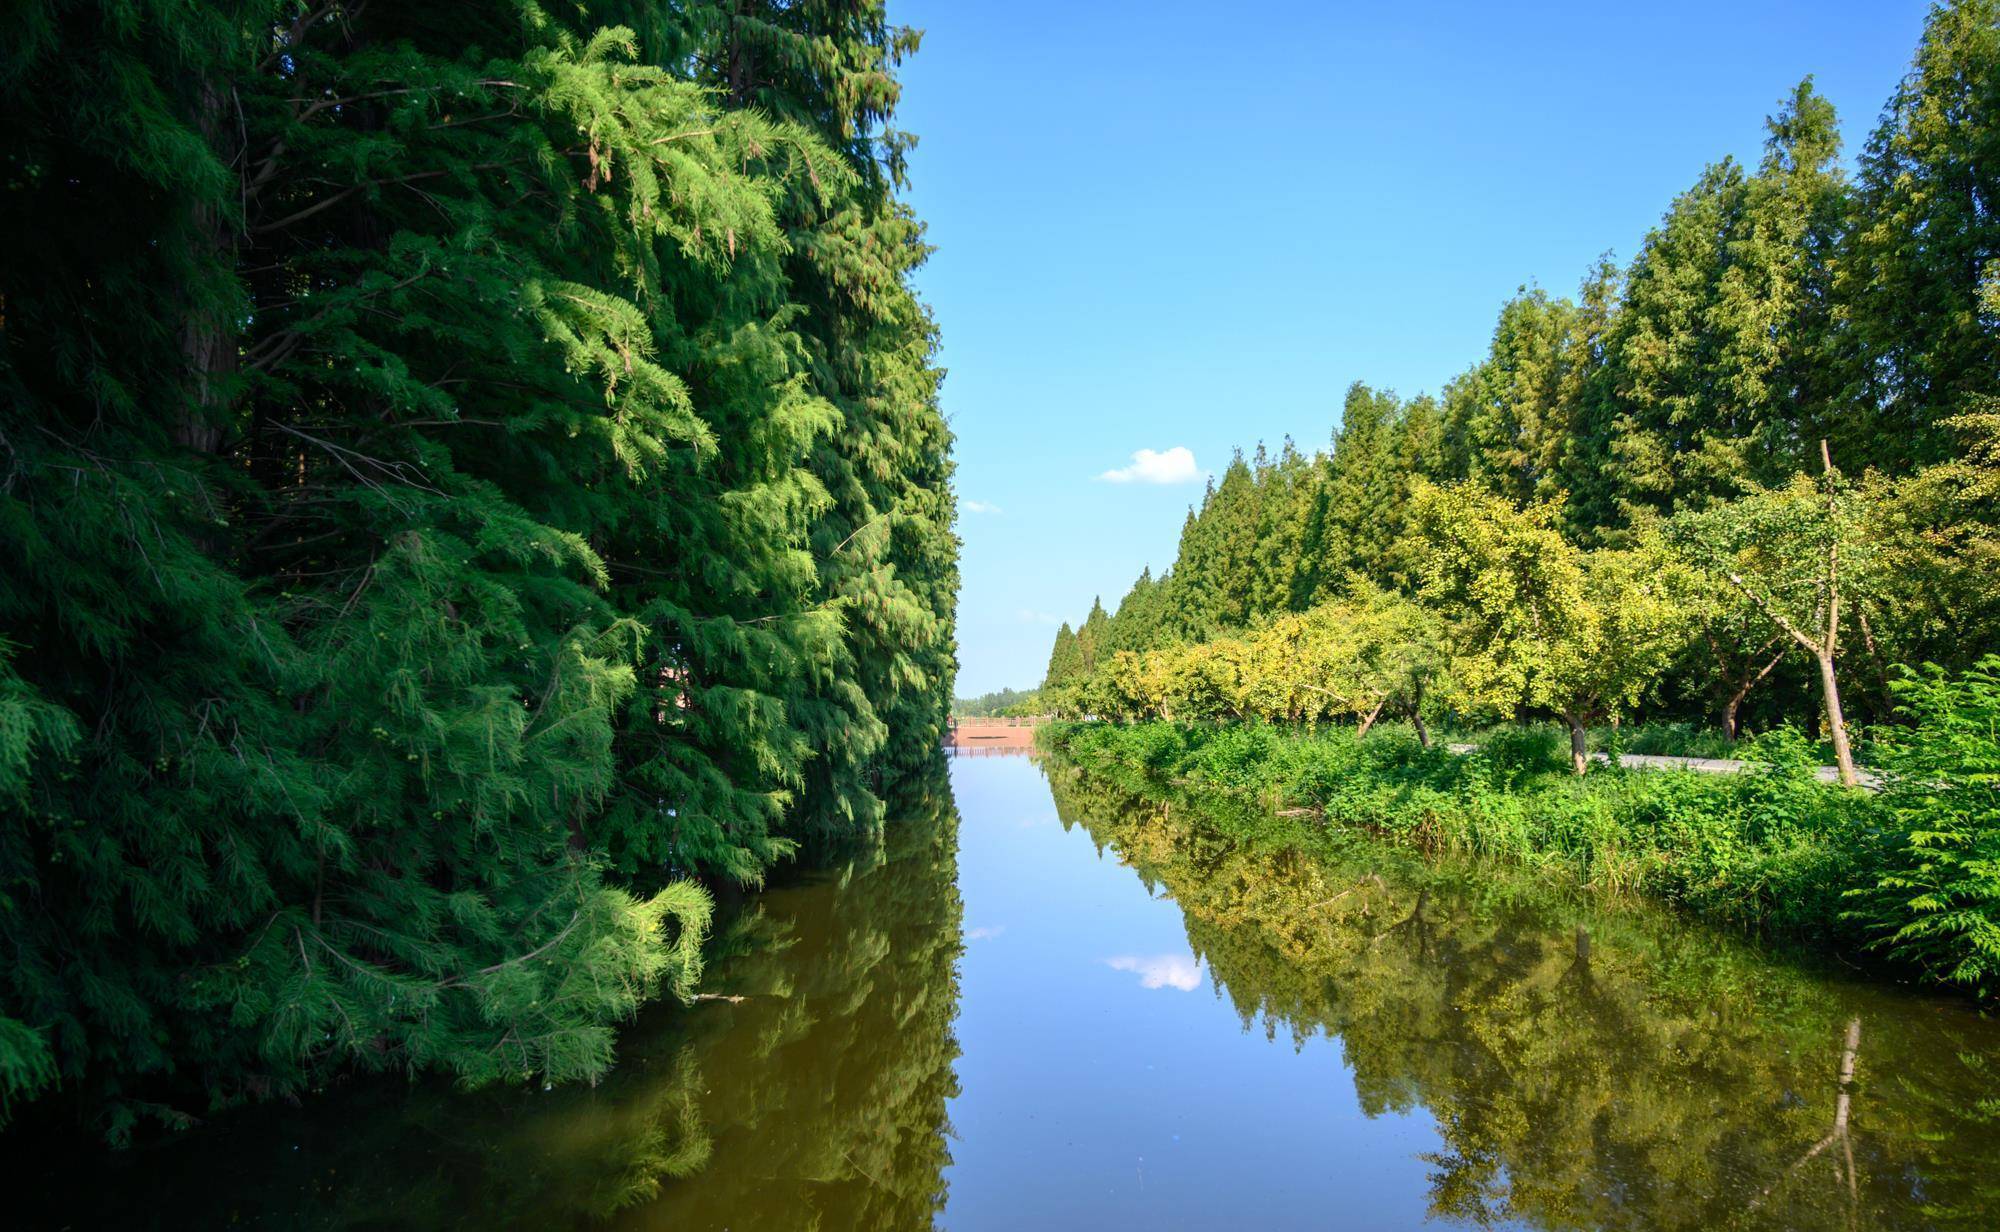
1414,483 -> 1694,764
1048,4 -> 2000,741
1850,657 -> 2000,992
1045,584 -> 1447,732
1666,471 -> 1875,642
13,766 -> 965,1228
1594,79 -> 1852,522
951,686 -> 1041,717
1046,759 -> 2000,1229
1846,0 -> 2000,468
1046,718 -> 1879,941
0,0 -> 953,1136
1666,458 -> 1873,780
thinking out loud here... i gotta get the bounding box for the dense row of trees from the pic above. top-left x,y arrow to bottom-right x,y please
0,2 -> 954,1136
1046,2 -> 2000,772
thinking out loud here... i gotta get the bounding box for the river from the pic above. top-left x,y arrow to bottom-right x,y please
22,750 -> 2000,1229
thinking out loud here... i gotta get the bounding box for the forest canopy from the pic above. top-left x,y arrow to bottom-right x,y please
1044,1 -> 2000,779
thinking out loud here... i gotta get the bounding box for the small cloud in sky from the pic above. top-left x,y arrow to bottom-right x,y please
1017,608 -> 1065,626
1098,446 -> 1203,485
964,925 -> 1006,942
961,498 -> 1002,514
1106,953 -> 1203,991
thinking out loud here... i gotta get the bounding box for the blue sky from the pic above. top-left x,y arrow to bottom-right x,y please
894,0 -> 1934,697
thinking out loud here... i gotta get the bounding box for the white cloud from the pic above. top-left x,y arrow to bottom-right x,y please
961,498 -> 1002,514
964,925 -> 1006,942
1098,446 -> 1202,485
1016,608 -> 1065,626
1106,953 -> 1203,991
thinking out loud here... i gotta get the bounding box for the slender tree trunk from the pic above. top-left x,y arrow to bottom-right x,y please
1356,695 -> 1387,739
1815,438 -> 1858,788
1817,650 -> 1859,787
1565,713 -> 1589,776
1410,708 -> 1431,748
726,0 -> 756,107
178,77 -> 240,455
1723,649 -> 1779,740
1856,605 -> 1894,710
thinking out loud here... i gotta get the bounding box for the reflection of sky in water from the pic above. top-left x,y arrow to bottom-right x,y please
1105,953 -> 1202,991
36,750 -> 2000,1231
945,754 -> 1459,1230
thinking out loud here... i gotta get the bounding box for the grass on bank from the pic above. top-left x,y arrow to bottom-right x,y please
1042,658 -> 2000,997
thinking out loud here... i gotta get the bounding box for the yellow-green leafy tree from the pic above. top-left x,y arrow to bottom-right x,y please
1416,483 -> 1692,773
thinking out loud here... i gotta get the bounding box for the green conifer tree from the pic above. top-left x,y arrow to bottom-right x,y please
1845,0 -> 2000,471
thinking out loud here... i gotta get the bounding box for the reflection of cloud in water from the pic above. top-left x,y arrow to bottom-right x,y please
964,925 -> 1006,942
1105,953 -> 1202,991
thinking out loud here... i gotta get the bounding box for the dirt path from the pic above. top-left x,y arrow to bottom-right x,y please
1445,742 -> 1881,789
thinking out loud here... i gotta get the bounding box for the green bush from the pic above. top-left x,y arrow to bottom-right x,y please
1047,715 -> 1888,971
1849,657 -> 2000,993
1469,724 -> 1570,785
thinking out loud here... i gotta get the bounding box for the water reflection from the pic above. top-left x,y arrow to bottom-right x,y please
1045,757 -> 2000,1231
20,767 -> 964,1231
20,750 -> 2000,1230
617,768 -> 964,1230
1105,953 -> 1204,991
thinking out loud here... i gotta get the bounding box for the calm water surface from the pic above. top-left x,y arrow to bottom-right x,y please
25,752 -> 2000,1229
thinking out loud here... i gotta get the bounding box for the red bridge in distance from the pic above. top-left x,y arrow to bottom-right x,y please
943,715 -> 1048,755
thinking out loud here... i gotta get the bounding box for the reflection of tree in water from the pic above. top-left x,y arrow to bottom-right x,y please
618,767 -> 964,1230
20,768 -> 962,1231
1047,759 -> 2000,1232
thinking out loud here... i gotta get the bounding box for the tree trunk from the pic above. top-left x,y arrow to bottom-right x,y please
1409,680 -> 1431,747
1565,714 -> 1589,776
727,0 -> 756,106
1814,438 -> 1858,787
1355,695 -> 1388,739
1817,650 -> 1859,787
178,77 -> 240,456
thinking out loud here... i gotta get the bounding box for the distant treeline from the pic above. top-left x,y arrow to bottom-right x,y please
1046,2 -> 2000,770
0,3 -> 955,1138
952,687 -> 1043,718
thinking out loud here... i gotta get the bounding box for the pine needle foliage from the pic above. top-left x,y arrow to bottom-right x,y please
0,0 -> 953,1137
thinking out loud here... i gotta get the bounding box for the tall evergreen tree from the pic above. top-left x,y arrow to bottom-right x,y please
0,0 -> 955,1136
689,0 -> 958,826
1170,454 -> 1260,636
1846,0 -> 2000,471
1602,157 -> 1756,520
1321,383 -> 1412,593
1044,623 -> 1083,689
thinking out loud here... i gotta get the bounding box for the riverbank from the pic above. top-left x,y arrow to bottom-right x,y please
32,752 -> 2000,1230
1041,756 -> 2000,1229
1041,719 -> 1936,980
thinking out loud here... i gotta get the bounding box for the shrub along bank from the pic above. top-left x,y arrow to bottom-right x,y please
1043,656 -> 2000,996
